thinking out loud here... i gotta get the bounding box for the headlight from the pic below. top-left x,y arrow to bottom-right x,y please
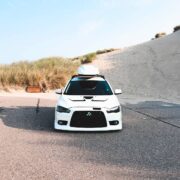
56,106 -> 71,113
107,106 -> 120,113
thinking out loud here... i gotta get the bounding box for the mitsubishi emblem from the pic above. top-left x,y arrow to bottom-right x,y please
86,112 -> 92,116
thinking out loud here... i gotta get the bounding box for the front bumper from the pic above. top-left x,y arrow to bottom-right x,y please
54,107 -> 122,131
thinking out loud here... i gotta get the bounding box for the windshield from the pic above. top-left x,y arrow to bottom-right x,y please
64,80 -> 113,95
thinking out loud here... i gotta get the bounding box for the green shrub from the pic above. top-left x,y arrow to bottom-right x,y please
96,48 -> 116,55
80,53 -> 96,64
155,32 -> 166,38
174,25 -> 180,32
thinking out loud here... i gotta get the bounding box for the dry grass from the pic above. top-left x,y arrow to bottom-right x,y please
0,48 -> 117,91
0,57 -> 80,91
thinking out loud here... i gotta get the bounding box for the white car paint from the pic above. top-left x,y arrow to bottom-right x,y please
54,66 -> 122,131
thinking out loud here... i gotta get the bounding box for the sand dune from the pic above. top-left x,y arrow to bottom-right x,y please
94,31 -> 180,101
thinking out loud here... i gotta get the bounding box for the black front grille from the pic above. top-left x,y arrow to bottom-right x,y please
70,111 -> 107,128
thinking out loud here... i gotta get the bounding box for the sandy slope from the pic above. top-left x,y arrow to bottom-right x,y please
94,31 -> 180,101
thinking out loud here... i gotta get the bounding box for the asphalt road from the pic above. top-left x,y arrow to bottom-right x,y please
0,96 -> 179,180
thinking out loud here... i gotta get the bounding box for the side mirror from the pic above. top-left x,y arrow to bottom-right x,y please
114,89 -> 122,95
55,89 -> 63,95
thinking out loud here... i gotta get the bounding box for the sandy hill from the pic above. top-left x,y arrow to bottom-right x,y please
94,31 -> 180,101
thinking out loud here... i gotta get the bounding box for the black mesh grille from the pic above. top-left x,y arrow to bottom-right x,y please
70,111 -> 107,128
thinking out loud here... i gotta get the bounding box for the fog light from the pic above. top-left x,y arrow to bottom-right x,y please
58,120 -> 68,125
109,120 -> 119,125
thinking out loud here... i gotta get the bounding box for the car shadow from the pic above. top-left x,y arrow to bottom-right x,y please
0,100 -> 179,178
0,106 -> 55,131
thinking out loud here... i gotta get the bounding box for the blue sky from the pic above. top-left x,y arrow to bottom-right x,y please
0,0 -> 180,64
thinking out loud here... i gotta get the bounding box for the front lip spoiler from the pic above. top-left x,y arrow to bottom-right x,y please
54,126 -> 122,132
69,99 -> 86,101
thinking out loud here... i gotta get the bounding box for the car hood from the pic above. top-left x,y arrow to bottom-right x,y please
57,95 -> 120,109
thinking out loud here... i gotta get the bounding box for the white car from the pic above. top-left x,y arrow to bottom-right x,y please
54,65 -> 122,131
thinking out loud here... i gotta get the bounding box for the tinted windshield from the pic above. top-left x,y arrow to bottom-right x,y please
64,80 -> 113,95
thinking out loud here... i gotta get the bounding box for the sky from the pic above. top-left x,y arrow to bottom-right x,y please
0,0 -> 180,64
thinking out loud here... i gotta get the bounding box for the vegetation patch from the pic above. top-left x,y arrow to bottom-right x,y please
0,57 -> 80,91
0,48 -> 117,91
96,48 -> 116,55
174,25 -> 180,32
73,48 -> 116,64
80,53 -> 97,64
155,32 -> 166,39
